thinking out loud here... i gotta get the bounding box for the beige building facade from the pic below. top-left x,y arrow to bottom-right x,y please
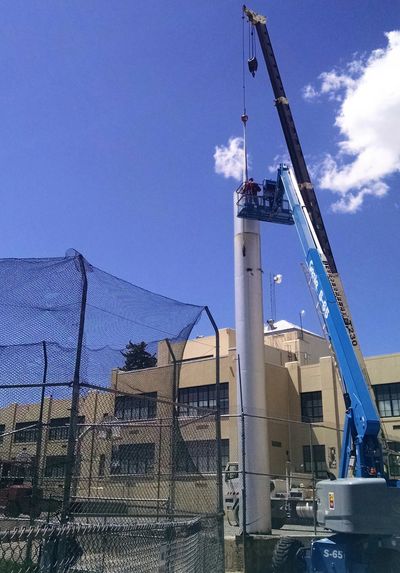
1,321 -> 400,503
178,321 -> 400,479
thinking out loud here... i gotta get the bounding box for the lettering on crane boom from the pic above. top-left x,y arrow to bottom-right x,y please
308,261 -> 329,320
322,262 -> 359,348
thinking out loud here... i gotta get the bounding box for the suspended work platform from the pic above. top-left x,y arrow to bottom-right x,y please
236,178 -> 294,225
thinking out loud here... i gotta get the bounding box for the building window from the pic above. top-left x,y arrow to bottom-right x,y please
303,445 -> 327,478
178,383 -> 229,416
44,456 -> 67,478
114,392 -> 157,421
110,443 -> 155,475
0,424 -> 5,444
374,383 -> 400,417
177,439 -> 229,474
14,422 -> 38,443
387,442 -> 400,478
98,454 -> 106,477
387,441 -> 400,453
48,416 -> 85,441
221,439 -> 229,469
301,391 -> 323,423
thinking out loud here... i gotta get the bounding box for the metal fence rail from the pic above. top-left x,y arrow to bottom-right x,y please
226,407 -> 344,537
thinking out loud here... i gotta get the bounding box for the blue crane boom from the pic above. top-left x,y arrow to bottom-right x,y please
267,165 -> 400,573
278,165 -> 383,479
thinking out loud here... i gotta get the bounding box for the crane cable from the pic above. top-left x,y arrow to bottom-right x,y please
241,12 -> 249,184
250,22 -> 257,61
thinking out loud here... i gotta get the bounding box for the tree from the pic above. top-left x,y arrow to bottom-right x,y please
120,340 -> 157,371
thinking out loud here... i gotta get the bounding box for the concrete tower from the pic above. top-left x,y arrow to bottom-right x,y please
234,188 -> 271,533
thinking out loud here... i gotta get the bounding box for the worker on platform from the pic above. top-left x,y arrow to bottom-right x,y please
244,178 -> 261,207
263,180 -> 275,210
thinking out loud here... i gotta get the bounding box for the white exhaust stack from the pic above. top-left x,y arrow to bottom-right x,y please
234,135 -> 271,532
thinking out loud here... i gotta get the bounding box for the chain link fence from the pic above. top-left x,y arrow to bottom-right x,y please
0,518 -> 221,573
225,411 -> 343,534
0,251 -> 224,573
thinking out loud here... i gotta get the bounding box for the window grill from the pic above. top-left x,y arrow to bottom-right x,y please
178,383 -> 229,416
374,383 -> 400,417
114,392 -> 157,421
301,391 -> 323,422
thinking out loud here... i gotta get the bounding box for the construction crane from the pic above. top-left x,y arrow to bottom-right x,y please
237,6 -> 400,572
242,5 -> 370,386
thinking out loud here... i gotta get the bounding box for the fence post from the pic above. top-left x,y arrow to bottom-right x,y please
61,254 -> 88,524
204,306 -> 224,573
87,391 -> 99,499
165,338 -> 177,522
238,354 -> 247,570
156,416 -> 163,521
31,341 -> 48,526
309,423 -> 317,535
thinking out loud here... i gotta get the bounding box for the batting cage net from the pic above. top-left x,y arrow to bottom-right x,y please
0,250 -> 224,573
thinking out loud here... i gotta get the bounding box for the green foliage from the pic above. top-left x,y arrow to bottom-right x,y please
120,341 -> 157,372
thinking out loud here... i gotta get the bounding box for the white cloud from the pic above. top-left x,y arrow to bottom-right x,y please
214,137 -> 245,181
331,181 -> 389,214
320,71 -> 356,98
305,31 -> 400,213
302,84 -> 318,101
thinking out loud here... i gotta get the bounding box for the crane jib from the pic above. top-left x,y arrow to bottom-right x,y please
244,4 -> 371,381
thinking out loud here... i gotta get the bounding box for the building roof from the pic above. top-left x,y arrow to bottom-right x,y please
264,319 -> 322,338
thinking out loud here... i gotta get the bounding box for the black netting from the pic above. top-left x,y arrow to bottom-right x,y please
0,250 -> 223,573
0,256 -> 83,347
0,250 -> 204,388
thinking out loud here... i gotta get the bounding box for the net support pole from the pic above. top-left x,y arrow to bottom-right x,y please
165,338 -> 177,521
61,254 -> 88,523
30,340 -> 48,526
204,306 -> 225,571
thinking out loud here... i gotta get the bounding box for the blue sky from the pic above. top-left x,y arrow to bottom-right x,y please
0,1 -> 399,357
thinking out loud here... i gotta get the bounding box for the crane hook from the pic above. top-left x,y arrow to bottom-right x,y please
248,56 -> 258,77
